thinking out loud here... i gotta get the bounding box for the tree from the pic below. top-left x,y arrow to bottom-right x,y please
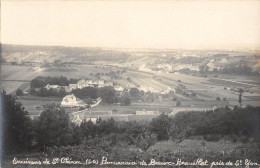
129,88 -> 139,98
213,68 -> 218,73
72,87 -> 98,99
205,65 -> 209,73
121,95 -> 131,106
80,119 -> 96,138
172,97 -> 177,101
131,132 -> 157,152
2,91 -> 32,155
176,100 -> 182,106
16,89 -> 24,96
150,114 -> 172,141
97,86 -> 116,104
35,105 -> 71,150
238,88 -> 244,106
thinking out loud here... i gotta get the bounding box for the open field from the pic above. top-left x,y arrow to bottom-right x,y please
17,95 -> 62,116
2,62 -> 260,120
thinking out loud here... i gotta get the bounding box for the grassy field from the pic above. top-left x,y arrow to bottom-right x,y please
17,95 -> 62,116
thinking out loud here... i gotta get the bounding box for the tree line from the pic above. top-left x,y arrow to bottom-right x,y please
30,76 -> 78,88
199,64 -> 258,75
2,91 -> 260,158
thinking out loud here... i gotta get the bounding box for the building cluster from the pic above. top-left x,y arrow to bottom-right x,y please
71,109 -> 161,125
60,94 -> 102,108
61,94 -> 86,108
45,79 -> 125,93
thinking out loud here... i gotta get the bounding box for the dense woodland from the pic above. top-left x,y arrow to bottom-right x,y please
2,91 -> 260,162
30,76 -> 78,88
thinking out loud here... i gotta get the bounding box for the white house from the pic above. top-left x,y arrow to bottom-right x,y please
61,94 -> 86,108
86,80 -> 94,85
97,80 -> 104,85
85,117 -> 98,124
114,85 -> 124,92
136,109 -> 159,115
77,79 -> 89,89
45,84 -> 59,90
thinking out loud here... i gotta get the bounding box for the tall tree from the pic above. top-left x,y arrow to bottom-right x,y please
238,88 -> 244,107
1,91 -> 32,155
35,105 -> 71,150
150,113 -> 172,141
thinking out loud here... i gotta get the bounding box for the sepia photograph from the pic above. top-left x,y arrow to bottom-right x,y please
1,0 -> 260,167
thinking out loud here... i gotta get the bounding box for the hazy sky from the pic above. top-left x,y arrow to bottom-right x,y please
1,0 -> 260,49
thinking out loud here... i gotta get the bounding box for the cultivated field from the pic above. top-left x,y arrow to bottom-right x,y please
2,62 -> 260,119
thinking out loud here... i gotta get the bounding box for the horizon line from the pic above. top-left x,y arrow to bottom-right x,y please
1,43 -> 260,51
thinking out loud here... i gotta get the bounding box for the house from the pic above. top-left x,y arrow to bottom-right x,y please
45,84 -> 59,90
105,82 -> 113,87
61,94 -> 86,108
69,84 -> 78,90
77,79 -> 89,89
97,80 -> 104,85
136,109 -> 159,115
86,80 -> 94,85
85,117 -> 98,124
114,85 -> 124,92
97,80 -> 105,88
64,86 -> 72,93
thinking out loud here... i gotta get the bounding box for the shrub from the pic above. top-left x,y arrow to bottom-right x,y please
131,132 -> 157,152
216,97 -> 221,101
203,134 -> 220,142
16,89 -> 24,96
240,136 -> 249,143
230,135 -> 238,143
176,100 -> 181,106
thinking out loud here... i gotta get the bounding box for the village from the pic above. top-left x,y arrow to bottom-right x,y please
43,78 -> 173,125
41,78 -> 227,126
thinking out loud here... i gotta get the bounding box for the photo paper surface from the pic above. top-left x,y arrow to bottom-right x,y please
1,1 -> 260,167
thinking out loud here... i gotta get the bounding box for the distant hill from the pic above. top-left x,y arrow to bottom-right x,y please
1,44 -> 131,63
2,44 -> 259,73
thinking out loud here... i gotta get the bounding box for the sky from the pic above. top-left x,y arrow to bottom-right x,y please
1,0 -> 260,49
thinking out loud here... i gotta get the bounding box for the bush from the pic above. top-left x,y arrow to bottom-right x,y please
230,135 -> 238,143
191,92 -> 196,96
203,134 -> 220,142
240,136 -> 249,143
131,132 -> 157,152
150,114 -> 172,141
176,100 -> 181,106
16,89 -> 24,96
172,97 -> 177,101
216,97 -> 220,101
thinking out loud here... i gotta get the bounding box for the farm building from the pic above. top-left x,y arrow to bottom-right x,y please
114,85 -> 124,91
77,79 -> 91,89
61,94 -> 86,108
85,117 -> 98,124
136,109 -> 160,115
97,80 -> 105,85
45,84 -> 59,90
